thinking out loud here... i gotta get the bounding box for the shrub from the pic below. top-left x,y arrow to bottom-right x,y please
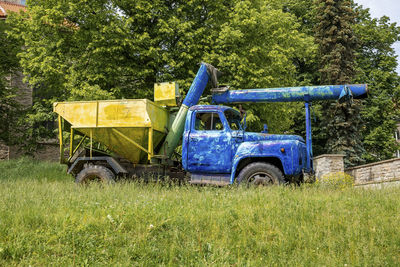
316,172 -> 355,189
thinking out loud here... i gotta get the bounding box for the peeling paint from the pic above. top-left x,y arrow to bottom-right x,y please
182,106 -> 307,184
211,84 -> 368,104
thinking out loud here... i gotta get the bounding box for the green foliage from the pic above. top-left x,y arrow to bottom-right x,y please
1,14 -> 56,153
7,0 -> 315,135
0,20 -> 23,145
289,0 -> 400,163
4,0 -> 400,162
353,7 -> 400,162
314,0 -> 366,167
8,0 -> 234,101
206,0 -> 315,133
10,0 -> 120,101
315,0 -> 357,84
17,102 -> 56,154
0,79 -> 20,145
1,159 -> 400,265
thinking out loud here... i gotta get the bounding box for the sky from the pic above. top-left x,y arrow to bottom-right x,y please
354,0 -> 400,74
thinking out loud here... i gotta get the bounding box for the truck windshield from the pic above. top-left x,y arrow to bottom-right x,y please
224,109 -> 242,130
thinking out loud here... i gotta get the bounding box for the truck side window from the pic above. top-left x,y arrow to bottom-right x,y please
195,112 -> 224,131
224,109 -> 242,130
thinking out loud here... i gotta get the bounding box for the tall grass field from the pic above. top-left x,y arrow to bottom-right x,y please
0,158 -> 399,266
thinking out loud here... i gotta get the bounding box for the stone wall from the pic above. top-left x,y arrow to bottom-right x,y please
345,158 -> 400,185
11,71 -> 32,107
0,142 -> 9,160
314,154 -> 400,186
396,123 -> 400,158
0,71 -> 33,162
313,154 -> 345,180
33,143 -> 60,161
8,141 -> 60,162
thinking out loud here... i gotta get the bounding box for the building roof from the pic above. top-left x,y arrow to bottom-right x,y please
0,1 -> 26,18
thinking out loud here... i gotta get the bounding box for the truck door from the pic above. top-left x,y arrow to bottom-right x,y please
187,111 -> 232,173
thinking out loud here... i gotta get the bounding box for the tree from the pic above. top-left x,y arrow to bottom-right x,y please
9,0 -> 235,101
8,0 -> 314,138
353,6 -> 400,162
206,0 -> 315,133
283,0 -> 400,165
287,0 -> 400,163
314,0 -> 365,167
7,0 -> 233,145
7,0 -> 399,162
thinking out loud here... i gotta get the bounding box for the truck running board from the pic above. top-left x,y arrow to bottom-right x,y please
189,173 -> 231,186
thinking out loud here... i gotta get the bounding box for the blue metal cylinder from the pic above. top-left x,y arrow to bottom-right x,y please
305,102 -> 313,172
157,63 -> 211,159
182,63 -> 210,107
212,84 -> 368,104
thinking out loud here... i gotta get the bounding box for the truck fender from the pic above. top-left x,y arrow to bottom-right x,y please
68,157 -> 128,176
230,141 -> 292,183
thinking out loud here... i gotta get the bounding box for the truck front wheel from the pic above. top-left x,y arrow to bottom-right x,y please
237,162 -> 284,186
75,165 -> 115,185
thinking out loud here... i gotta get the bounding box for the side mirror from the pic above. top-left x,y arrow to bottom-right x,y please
261,124 -> 268,133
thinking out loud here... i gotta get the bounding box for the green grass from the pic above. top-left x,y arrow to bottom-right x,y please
0,158 -> 400,266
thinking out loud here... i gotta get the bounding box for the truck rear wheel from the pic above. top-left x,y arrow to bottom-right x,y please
237,162 -> 284,186
75,165 -> 115,185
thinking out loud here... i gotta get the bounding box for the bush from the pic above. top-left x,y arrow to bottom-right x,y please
316,172 -> 355,189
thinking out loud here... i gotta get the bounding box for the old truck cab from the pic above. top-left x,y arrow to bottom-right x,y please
182,105 -> 308,186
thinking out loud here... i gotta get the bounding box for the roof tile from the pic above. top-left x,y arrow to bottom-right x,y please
0,1 -> 26,18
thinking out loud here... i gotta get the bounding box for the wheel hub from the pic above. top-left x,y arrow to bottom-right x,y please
248,172 -> 275,186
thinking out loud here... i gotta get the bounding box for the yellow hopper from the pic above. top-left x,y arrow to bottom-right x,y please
54,99 -> 170,164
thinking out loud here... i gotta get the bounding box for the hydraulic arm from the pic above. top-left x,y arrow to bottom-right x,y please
212,84 -> 368,172
211,84 -> 368,104
158,63 -> 218,158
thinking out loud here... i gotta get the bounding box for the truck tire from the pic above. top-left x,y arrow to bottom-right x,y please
75,165 -> 115,185
236,162 -> 284,186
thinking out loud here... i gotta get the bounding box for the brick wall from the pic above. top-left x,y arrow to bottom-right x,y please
346,158 -> 400,185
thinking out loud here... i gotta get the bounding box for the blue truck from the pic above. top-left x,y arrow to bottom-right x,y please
181,63 -> 367,185
182,105 -> 307,185
55,63 -> 368,185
